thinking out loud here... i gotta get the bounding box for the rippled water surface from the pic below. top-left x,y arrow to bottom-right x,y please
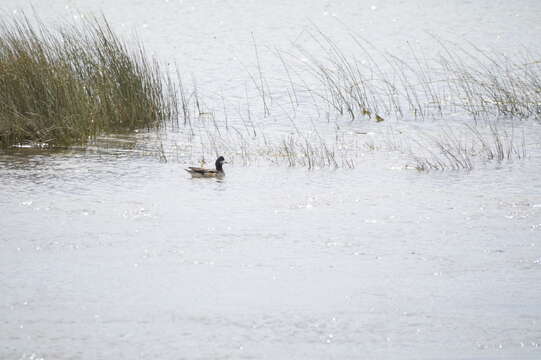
2,146 -> 540,359
1,1 -> 541,359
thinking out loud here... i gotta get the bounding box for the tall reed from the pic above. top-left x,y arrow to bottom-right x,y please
0,14 -> 175,148
278,28 -> 541,122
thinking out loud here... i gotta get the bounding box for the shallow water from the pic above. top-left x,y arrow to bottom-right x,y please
2,146 -> 540,359
2,0 -> 541,359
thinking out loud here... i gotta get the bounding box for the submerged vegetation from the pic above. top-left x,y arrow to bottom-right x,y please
0,15 -> 175,148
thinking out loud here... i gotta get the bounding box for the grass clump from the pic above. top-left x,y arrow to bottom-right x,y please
0,14 -> 175,148
405,122 -> 527,171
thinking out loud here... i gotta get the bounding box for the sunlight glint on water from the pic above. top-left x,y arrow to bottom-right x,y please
1,0 -> 541,359
1,148 -> 541,359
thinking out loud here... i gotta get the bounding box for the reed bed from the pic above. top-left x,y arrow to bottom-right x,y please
167,27 -> 540,126
275,29 -> 541,123
1,15 -> 537,172
163,28 -> 538,171
402,121 -> 528,171
0,15 -> 175,148
159,122 -> 528,172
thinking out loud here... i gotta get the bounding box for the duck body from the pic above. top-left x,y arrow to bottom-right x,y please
185,156 -> 226,178
185,167 -> 223,178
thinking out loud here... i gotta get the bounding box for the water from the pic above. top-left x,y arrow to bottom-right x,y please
2,147 -> 540,359
1,1 -> 541,359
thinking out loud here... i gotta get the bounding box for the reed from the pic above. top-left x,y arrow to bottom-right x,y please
279,28 -> 541,122
3,15 -> 533,172
406,121 -> 527,171
0,14 -> 175,148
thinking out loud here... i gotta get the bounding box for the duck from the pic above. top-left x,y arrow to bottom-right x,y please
185,156 -> 227,178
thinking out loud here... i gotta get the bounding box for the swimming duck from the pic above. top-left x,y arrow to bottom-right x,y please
185,156 -> 226,178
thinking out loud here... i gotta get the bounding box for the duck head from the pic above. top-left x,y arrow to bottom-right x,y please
215,156 -> 226,172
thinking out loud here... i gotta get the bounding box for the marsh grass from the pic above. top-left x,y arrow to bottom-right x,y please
0,14 -> 175,148
201,29 -> 538,170
3,14 -> 534,172
404,121 -> 527,171
273,28 -> 541,123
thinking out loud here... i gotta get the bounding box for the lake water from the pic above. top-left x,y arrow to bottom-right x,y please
1,1 -> 541,359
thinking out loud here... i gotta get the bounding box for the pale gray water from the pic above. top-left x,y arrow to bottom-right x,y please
1,147 -> 541,359
1,1 -> 541,359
